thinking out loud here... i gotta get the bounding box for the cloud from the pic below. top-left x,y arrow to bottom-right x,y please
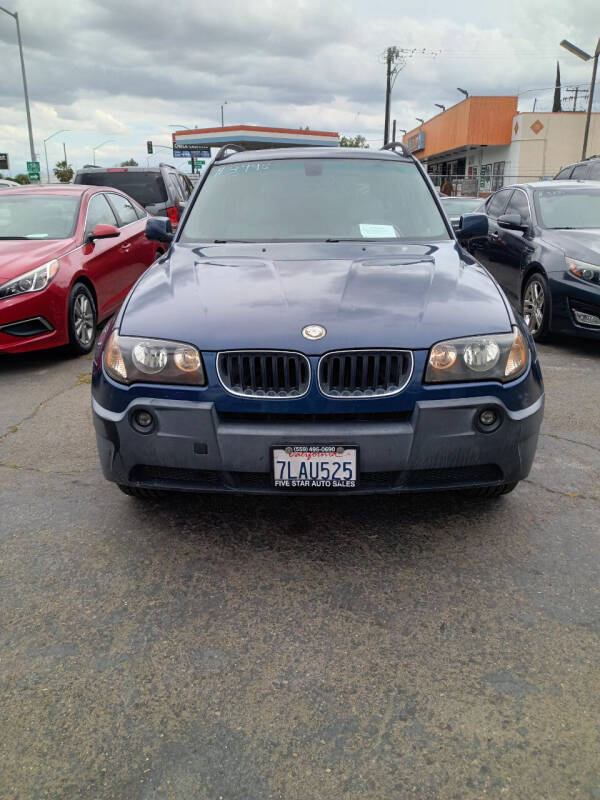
0,0 -> 597,175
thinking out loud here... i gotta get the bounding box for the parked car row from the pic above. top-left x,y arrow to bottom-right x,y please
3,142 -> 598,502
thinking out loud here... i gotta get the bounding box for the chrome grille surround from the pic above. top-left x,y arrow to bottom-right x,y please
317,349 -> 413,398
216,350 -> 311,399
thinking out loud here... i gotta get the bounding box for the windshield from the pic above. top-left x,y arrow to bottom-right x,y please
0,194 -> 80,239
534,187 -> 600,229
441,197 -> 482,215
76,171 -> 168,207
179,158 -> 450,242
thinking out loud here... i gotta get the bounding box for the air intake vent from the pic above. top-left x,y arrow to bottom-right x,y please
0,316 -> 53,338
318,350 -> 413,397
217,351 -> 311,398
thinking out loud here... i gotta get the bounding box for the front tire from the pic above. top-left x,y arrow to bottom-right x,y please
67,283 -> 97,355
522,273 -> 550,342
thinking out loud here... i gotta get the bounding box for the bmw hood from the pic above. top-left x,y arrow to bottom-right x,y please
120,241 -> 512,352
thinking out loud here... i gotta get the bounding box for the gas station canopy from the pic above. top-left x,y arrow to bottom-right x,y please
172,124 -> 339,153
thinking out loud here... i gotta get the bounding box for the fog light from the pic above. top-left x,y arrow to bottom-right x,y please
132,409 -> 155,432
476,407 -> 502,433
479,409 -> 497,427
573,308 -> 600,327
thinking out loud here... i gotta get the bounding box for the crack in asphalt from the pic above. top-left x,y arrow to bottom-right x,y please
0,373 -> 91,444
0,462 -> 98,477
540,431 -> 600,455
523,478 -> 599,504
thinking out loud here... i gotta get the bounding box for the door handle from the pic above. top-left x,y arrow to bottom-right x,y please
120,243 -> 131,252
490,231 -> 500,241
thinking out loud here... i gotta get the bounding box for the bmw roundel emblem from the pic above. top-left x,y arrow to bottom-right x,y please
302,324 -> 326,340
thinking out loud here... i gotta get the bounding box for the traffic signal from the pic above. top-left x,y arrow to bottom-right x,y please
147,140 -> 153,154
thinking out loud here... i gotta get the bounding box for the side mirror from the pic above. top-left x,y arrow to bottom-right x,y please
498,213 -> 527,231
88,223 -> 119,242
146,216 -> 173,243
456,212 -> 488,241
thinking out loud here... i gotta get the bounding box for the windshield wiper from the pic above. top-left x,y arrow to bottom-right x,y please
0,236 -> 28,240
548,226 -> 579,230
325,238 -> 387,242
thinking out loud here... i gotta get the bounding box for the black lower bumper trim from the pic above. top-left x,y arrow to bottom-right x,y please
128,463 -> 503,493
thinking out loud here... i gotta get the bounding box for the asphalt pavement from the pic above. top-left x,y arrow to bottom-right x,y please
1,337 -> 599,800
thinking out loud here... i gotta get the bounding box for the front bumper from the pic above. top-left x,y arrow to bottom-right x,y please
0,283 -> 68,353
93,390 -> 544,495
548,274 -> 600,340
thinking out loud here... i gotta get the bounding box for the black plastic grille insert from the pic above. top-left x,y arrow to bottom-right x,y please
217,351 -> 310,398
318,350 -> 412,397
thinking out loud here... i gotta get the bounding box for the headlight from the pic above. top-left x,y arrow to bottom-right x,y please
425,326 -> 528,384
0,260 -> 59,300
566,257 -> 600,285
104,331 -> 206,385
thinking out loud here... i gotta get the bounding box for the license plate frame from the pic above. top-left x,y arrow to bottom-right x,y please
271,444 -> 359,490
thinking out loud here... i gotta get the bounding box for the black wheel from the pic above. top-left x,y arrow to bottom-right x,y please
522,272 -> 551,342
464,482 -> 518,498
67,283 -> 97,355
117,484 -> 165,499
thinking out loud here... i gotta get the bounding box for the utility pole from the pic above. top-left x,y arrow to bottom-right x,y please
0,6 -> 35,163
63,142 -> 67,163
582,39 -> 600,159
392,119 -> 397,142
383,47 -> 400,145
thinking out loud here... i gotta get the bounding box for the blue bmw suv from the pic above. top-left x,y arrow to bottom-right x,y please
92,144 -> 544,498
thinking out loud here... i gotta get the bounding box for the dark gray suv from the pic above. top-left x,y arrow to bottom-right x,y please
554,155 -> 600,181
74,163 -> 193,228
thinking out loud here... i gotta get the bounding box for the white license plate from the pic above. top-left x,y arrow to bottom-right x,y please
272,445 -> 358,489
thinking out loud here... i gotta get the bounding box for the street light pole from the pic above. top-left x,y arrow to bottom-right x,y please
43,129 -> 69,183
221,101 -> 227,127
92,140 -> 114,166
0,6 -> 35,163
560,37 -> 600,160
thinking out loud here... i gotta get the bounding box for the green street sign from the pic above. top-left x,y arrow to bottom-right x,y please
27,160 -> 41,182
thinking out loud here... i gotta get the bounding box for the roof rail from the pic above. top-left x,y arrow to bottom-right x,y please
213,143 -> 245,162
380,141 -> 412,158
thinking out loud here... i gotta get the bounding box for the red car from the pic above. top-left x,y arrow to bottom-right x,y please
0,185 -> 164,355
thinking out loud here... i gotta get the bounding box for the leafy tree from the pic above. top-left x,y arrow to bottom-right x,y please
54,160 -> 74,183
120,158 -> 138,166
14,174 -> 30,184
339,135 -> 369,148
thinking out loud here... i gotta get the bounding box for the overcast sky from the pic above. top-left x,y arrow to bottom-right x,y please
1,0 -> 598,177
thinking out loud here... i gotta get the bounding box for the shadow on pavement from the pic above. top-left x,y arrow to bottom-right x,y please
112,486 -> 513,565
537,333 -> 600,357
